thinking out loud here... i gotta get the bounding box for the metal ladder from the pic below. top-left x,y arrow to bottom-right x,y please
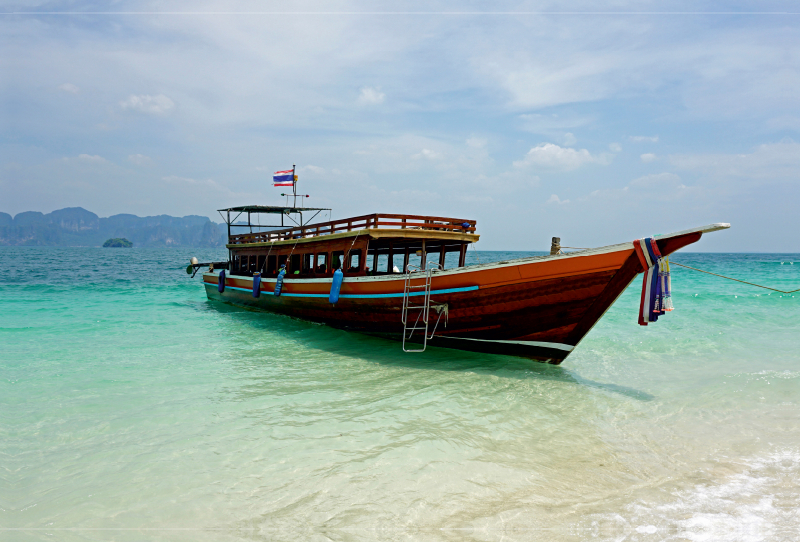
402,264 -> 447,352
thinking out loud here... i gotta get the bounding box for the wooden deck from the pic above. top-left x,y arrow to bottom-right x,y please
228,213 -> 477,245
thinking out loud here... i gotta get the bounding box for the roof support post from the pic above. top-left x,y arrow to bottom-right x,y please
359,240 -> 368,273
459,243 -> 467,267
420,240 -> 427,269
388,241 -> 394,273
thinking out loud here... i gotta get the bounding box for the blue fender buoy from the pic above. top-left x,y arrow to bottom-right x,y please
274,268 -> 286,296
252,273 -> 261,298
218,270 -> 225,293
329,269 -> 343,304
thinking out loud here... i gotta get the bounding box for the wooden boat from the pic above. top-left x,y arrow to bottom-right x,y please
195,206 -> 729,364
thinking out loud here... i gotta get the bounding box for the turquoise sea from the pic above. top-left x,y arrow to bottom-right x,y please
2,247 -> 799,541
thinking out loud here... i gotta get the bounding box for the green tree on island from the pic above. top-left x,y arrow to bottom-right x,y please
103,238 -> 133,247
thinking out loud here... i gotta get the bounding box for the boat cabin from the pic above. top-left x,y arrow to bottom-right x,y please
218,206 -> 479,278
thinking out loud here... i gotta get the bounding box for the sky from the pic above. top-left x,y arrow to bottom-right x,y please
2,1 -> 799,251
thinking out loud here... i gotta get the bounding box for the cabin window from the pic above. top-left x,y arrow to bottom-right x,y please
407,248 -> 422,271
315,252 -> 328,273
443,250 -> 459,270
278,254 -> 288,272
347,249 -> 362,273
331,251 -> 344,271
249,255 -> 258,274
256,256 -> 265,274
369,252 -> 389,274
290,254 -> 301,274
267,255 -> 277,275
302,253 -> 313,274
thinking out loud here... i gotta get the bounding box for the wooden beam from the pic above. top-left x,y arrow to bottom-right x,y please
227,227 -> 479,249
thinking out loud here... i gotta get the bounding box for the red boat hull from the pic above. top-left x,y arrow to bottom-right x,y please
202,228 -> 712,363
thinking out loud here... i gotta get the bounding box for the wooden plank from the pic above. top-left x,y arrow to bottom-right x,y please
563,252 -> 640,345
229,213 -> 477,245
227,228 -> 480,249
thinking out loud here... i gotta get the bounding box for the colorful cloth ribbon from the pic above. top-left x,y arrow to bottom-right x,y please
633,238 -> 673,326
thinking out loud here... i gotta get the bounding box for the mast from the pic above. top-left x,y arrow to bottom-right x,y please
292,164 -> 297,208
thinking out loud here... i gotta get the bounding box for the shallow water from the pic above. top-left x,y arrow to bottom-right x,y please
2,247 -> 799,541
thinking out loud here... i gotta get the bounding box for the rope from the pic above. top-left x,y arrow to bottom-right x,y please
259,241 -> 274,275
671,262 -> 800,294
343,232 -> 361,270
470,240 -> 480,264
285,236 -> 302,271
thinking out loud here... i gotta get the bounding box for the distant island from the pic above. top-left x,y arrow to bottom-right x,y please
103,238 -> 133,248
0,207 -> 228,247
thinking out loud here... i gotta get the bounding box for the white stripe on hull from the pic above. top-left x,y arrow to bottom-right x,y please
442,337 -> 574,352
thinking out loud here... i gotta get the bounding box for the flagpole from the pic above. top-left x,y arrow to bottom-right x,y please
292,164 -> 297,208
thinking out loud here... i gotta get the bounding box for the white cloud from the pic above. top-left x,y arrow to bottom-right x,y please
765,116 -> 800,132
163,175 -> 201,184
128,154 -> 151,165
412,148 -> 441,160
630,136 -> 659,143
58,83 -> 79,93
5,7 -> 799,251
466,137 -> 487,148
120,94 -> 175,114
519,113 -> 594,135
562,133 -> 577,146
78,154 -> 106,163
300,165 -> 325,175
587,172 -> 696,203
514,143 -> 610,170
161,175 -> 231,194
547,194 -> 569,205
358,87 -> 385,105
629,172 -> 683,189
609,142 -> 622,153
641,153 -> 657,163
670,140 -> 800,181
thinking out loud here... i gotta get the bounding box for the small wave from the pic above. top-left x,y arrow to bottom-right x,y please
726,370 -> 800,381
577,449 -> 800,541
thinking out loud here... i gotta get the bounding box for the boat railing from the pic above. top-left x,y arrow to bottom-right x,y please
228,213 -> 477,245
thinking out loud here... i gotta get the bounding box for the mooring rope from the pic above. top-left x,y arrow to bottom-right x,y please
259,241 -> 274,275
670,262 -> 800,294
470,239 -> 480,264
286,235 -> 302,262
343,231 -> 361,270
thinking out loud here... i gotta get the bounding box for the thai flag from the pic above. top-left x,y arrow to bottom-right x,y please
273,170 -> 295,186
